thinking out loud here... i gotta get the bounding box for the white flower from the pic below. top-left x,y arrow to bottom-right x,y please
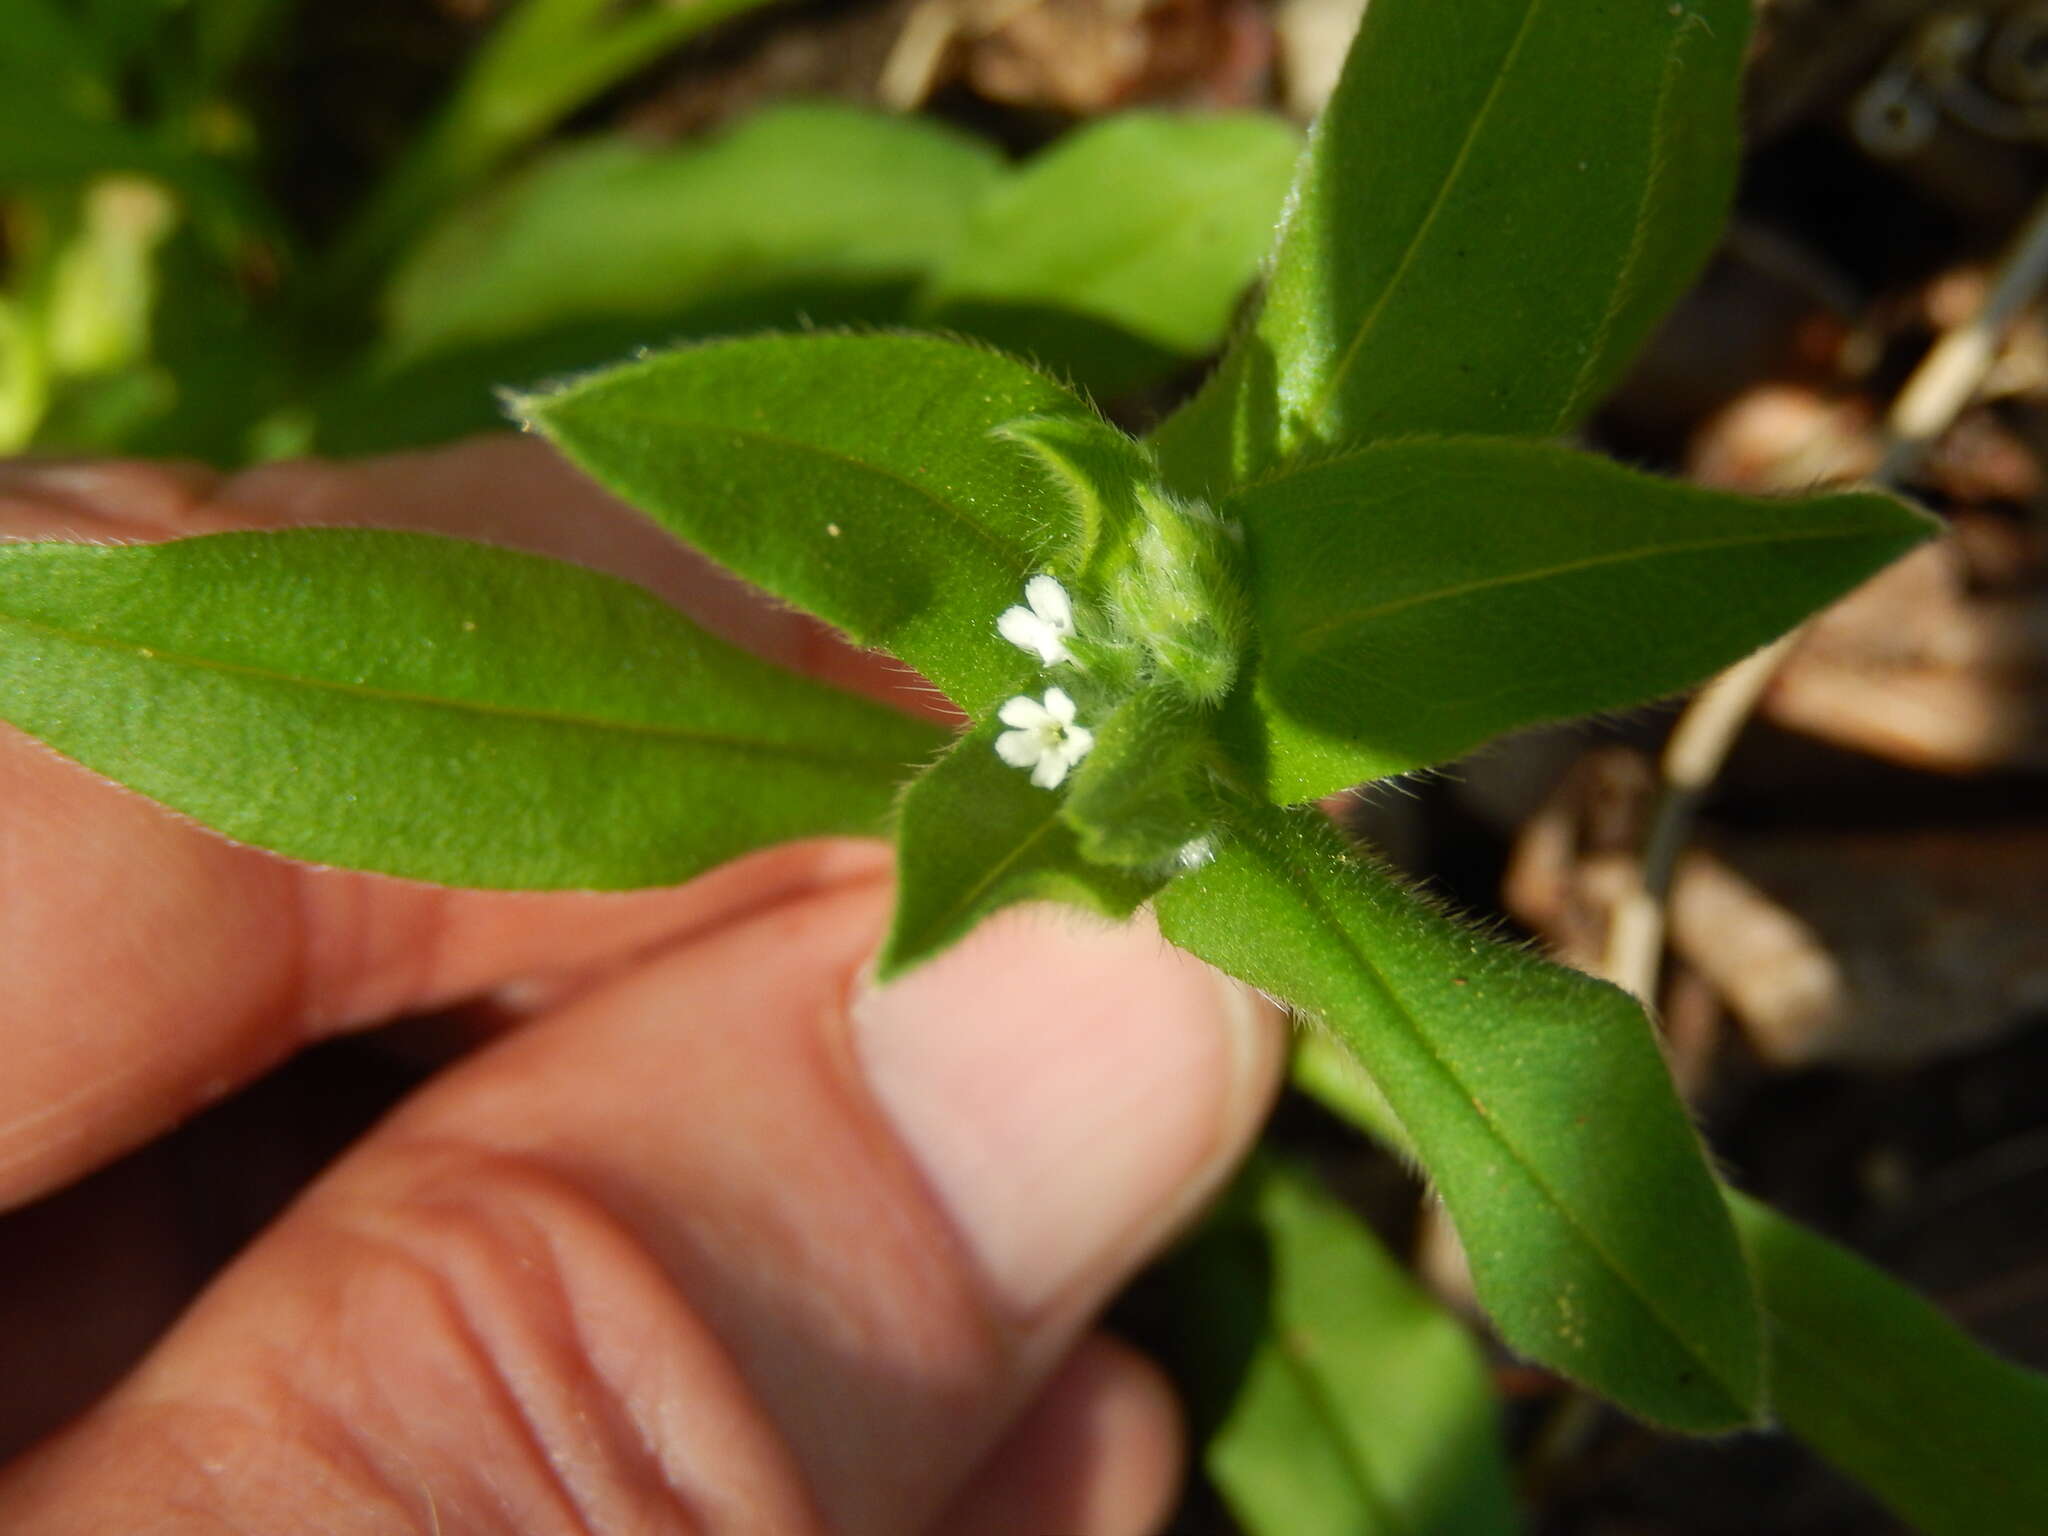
995,686 -> 1094,789
997,574 -> 1076,666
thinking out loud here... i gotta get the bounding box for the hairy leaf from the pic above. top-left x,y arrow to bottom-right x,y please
882,716 -> 1161,978
993,410 -> 1155,592
0,530 -> 938,887
1153,0 -> 1748,493
1300,1019 -> 2048,1527
1157,803 -> 1764,1431
1059,686 -> 1216,869
1292,1029 -> 1411,1155
524,332 -> 1103,717
1234,438 -> 1933,802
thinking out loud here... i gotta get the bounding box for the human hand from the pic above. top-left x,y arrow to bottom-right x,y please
0,441 -> 1285,1534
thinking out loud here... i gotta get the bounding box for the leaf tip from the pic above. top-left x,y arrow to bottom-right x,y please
494,383 -> 551,434
1824,483 -> 1943,547
872,920 -> 938,988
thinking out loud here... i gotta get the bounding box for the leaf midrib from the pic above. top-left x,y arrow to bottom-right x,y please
1279,520 -> 1889,656
1552,15 -> 1694,429
908,805 -> 1064,950
1249,818 -> 1751,1418
1,612 -> 913,772
1286,0 -> 1551,447
589,404 -> 1042,572
1268,1323 -> 1410,1534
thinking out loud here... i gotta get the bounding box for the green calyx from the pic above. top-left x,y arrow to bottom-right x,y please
1058,684 -> 1221,870
998,409 -> 1249,707
1109,484 -> 1247,705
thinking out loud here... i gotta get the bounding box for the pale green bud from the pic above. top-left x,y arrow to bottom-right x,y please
1111,487 -> 1248,704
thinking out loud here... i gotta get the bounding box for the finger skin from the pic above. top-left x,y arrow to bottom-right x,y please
0,761 -> 891,1213
0,880 -> 1280,1535
939,1334 -> 1186,1536
0,439 -> 944,1214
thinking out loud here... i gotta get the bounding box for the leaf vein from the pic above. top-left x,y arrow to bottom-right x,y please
1287,0 -> 1550,449
599,409 -> 1040,571
1270,1330 -> 1410,1533
908,808 -> 1064,946
1282,520 -> 1885,654
1552,18 -> 1691,429
1250,818 -> 1744,1406
0,615 -> 912,772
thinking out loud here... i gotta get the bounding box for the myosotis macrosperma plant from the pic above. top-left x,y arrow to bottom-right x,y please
5,1 -> 2046,1527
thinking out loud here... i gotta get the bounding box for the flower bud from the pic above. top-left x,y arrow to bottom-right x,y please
1111,487 -> 1248,704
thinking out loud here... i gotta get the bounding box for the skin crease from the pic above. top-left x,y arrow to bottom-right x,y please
0,439 -> 1286,1535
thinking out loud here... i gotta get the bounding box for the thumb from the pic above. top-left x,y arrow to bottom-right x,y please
853,911 -> 1282,1333
0,881 -> 1284,1535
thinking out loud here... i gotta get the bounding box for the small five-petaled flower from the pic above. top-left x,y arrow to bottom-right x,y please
997,574 -> 1076,666
995,687 -> 1094,789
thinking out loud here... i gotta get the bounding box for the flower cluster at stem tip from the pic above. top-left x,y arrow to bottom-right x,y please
993,570 -> 1219,871
994,576 -> 1092,788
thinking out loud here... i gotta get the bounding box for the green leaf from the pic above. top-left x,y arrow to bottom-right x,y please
1059,686 -> 1216,868
1233,438 -> 1934,803
1153,0 -> 1749,493
922,111 -> 1298,357
993,409 -> 1154,592
881,716 -> 1162,978
1728,1193 -> 2048,1536
1170,1156 -> 1520,1536
0,530 -> 939,887
1156,803 -> 1764,1431
383,103 -> 1003,360
1302,1039 -> 2048,1529
524,331 -> 1103,718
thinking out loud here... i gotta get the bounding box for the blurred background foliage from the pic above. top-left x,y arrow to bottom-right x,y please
0,0 -> 1299,463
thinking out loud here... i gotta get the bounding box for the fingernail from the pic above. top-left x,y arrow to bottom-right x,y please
850,910 -> 1273,1321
